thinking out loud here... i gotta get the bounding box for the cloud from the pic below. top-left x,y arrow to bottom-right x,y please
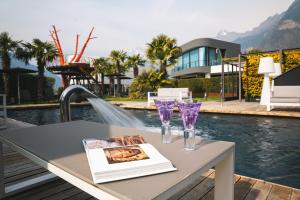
0,0 -> 293,58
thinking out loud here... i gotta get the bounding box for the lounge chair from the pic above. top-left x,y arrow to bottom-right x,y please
267,86 -> 300,111
147,88 -> 192,106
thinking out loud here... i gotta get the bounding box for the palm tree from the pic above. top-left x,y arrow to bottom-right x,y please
146,34 -> 181,75
129,68 -> 172,99
126,54 -> 146,78
17,39 -> 57,100
93,57 -> 114,96
0,32 -> 21,101
109,50 -> 127,96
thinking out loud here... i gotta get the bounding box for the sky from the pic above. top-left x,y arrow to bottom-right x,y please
0,0 -> 294,58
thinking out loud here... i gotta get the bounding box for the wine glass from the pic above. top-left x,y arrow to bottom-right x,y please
154,99 -> 176,143
178,101 -> 201,150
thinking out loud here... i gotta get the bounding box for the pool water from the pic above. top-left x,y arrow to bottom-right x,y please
8,106 -> 300,189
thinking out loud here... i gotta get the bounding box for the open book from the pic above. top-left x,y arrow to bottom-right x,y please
83,135 -> 176,183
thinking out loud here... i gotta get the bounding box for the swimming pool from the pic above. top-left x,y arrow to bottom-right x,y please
8,106 -> 300,189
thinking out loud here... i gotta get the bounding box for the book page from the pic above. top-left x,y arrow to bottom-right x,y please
88,144 -> 172,173
84,135 -> 145,149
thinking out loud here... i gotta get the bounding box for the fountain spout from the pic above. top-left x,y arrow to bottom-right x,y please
60,85 -> 97,122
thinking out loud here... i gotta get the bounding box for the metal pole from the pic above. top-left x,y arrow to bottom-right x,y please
279,49 -> 283,67
17,73 -> 20,104
221,60 -> 224,106
231,64 -> 234,97
238,54 -> 242,102
227,64 -> 230,97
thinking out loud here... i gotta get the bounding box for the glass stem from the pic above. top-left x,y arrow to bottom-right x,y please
161,124 -> 171,144
184,128 -> 196,150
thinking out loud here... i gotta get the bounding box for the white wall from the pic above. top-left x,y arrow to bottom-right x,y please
210,64 -> 242,74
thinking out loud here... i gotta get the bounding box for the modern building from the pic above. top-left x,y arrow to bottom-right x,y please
171,38 -> 241,79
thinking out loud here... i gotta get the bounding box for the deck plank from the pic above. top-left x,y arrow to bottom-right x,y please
63,191 -> 93,200
3,179 -> 68,200
178,172 -> 216,200
291,189 -> 300,200
5,168 -> 48,184
5,164 -> 42,177
5,171 -> 51,187
267,184 -> 292,200
200,174 -> 241,200
245,180 -> 273,200
4,159 -> 33,172
234,176 -> 257,199
168,170 -> 214,200
42,186 -> 83,200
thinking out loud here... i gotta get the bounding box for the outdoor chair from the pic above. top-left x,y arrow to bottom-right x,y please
267,86 -> 300,111
147,88 -> 192,106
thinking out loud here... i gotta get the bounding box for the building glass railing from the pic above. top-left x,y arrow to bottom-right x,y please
173,59 -> 222,72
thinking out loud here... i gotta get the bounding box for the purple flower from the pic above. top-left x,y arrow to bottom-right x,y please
178,102 -> 201,130
154,100 -> 175,126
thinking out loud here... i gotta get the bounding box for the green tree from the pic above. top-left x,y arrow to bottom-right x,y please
109,50 -> 127,96
93,57 -> 114,96
17,39 -> 57,100
129,68 -> 172,99
146,34 -> 181,75
248,49 -> 264,54
0,32 -> 21,101
126,54 -> 146,78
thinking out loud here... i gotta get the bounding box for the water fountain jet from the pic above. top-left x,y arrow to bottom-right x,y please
59,85 -> 144,128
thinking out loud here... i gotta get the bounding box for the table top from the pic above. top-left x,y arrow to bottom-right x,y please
0,120 -> 234,200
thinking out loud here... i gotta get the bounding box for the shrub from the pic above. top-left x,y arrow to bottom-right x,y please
242,49 -> 300,97
129,69 -> 172,99
177,76 -> 238,97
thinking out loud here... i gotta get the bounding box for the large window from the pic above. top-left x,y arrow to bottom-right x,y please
174,47 -> 224,72
182,52 -> 190,69
189,49 -> 199,68
208,47 -> 217,66
199,47 -> 207,66
176,56 -> 182,71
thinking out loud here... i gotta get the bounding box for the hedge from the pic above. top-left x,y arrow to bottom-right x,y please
242,50 -> 300,97
177,76 -> 238,97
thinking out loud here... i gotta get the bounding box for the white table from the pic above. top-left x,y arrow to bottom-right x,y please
0,121 -> 234,200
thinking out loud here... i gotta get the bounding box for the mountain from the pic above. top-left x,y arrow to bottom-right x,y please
216,12 -> 284,43
0,56 -> 61,89
215,0 -> 300,51
259,0 -> 300,50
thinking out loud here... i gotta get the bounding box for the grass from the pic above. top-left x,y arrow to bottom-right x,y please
193,96 -> 220,102
104,96 -> 147,102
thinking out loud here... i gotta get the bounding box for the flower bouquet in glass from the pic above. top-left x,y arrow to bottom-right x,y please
154,100 -> 176,143
178,101 -> 201,150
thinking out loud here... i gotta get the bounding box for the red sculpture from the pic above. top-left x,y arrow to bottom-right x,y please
49,25 -> 95,88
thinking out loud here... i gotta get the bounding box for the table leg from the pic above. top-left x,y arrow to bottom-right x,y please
0,142 -> 4,198
214,149 -> 234,200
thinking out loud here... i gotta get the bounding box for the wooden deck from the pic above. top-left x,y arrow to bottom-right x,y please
1,119 -> 300,200
2,143 -> 300,200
